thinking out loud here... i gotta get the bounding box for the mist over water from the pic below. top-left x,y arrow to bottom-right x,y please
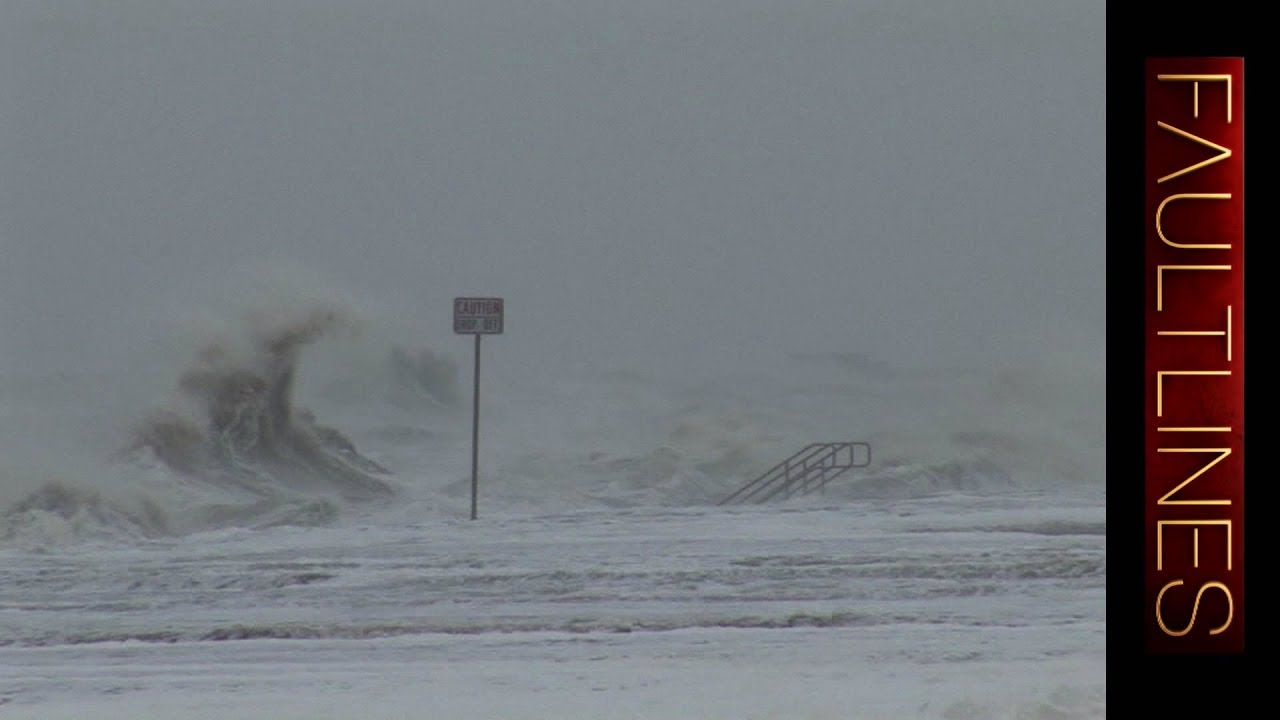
2,2 -> 1102,366
0,2 -> 1104,715
1,0 -> 1104,418
0,276 -> 1102,546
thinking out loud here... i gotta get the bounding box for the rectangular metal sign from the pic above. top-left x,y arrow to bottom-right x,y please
453,297 -> 504,334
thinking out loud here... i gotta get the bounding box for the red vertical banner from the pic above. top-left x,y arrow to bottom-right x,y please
1145,58 -> 1244,653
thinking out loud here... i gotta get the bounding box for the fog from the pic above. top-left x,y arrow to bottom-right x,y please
1,0 -> 1104,397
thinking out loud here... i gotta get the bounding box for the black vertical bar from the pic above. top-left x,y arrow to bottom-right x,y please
471,333 -> 481,520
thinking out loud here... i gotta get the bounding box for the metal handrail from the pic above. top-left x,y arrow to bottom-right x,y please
718,443 -> 825,505
719,442 -> 871,506
740,444 -> 833,504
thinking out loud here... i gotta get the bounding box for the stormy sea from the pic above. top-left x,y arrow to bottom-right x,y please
0,299 -> 1105,719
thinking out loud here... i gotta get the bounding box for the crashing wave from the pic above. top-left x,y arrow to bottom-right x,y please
0,482 -> 169,546
0,301 -> 469,545
121,304 -> 395,502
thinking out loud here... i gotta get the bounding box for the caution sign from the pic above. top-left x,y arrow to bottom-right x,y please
453,297 -> 504,334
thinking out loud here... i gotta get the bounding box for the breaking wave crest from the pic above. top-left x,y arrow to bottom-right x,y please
122,303 -> 394,501
2,301 -> 412,546
0,483 -> 169,546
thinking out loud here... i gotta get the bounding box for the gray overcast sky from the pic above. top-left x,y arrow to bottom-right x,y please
1,0 -> 1104,384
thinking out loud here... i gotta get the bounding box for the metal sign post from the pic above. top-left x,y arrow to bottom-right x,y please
453,297 -> 504,520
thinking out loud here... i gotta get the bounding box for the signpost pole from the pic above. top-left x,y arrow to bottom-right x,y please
454,296 -> 502,521
471,333 -> 481,521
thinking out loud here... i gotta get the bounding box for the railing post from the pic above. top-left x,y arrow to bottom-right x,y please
719,442 -> 871,505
